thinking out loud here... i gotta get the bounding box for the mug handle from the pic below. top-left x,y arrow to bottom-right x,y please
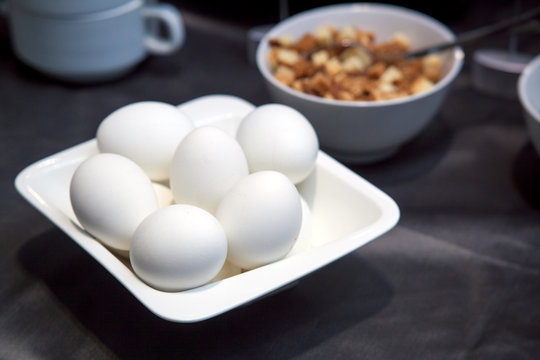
141,3 -> 185,55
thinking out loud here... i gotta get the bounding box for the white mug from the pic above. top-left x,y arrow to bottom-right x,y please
3,0 -> 185,81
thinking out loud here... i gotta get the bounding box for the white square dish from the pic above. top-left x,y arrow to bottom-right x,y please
15,94 -> 400,322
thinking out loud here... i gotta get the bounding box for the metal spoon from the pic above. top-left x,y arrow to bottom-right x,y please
402,5 -> 540,60
333,5 -> 540,61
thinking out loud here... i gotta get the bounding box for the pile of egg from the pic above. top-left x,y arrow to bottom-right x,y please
69,101 -> 319,291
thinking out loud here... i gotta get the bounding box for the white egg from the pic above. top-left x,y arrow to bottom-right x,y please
130,204 -> 228,291
236,103 -> 319,184
216,170 -> 302,269
286,196 -> 313,257
170,126 -> 249,214
70,153 -> 159,252
97,101 -> 194,182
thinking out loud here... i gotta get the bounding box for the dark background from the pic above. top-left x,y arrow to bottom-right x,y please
177,0 -> 477,26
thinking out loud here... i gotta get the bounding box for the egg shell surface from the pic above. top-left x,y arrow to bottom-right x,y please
286,196 -> 313,258
97,101 -> 194,182
216,170 -> 302,269
69,153 -> 159,252
170,126 -> 249,214
130,204 -> 228,291
236,103 -> 319,184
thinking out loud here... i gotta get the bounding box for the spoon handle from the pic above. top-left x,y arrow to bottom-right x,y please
406,5 -> 540,59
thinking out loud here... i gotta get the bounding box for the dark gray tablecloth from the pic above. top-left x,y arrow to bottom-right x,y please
2,1 -> 540,359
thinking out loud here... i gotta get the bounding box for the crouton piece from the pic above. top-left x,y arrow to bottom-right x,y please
411,76 -> 435,94
315,25 -> 335,46
324,57 -> 343,76
273,66 -> 296,86
277,48 -> 300,66
380,65 -> 403,84
312,50 -> 330,67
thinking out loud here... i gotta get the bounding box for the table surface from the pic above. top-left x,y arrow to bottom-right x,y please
2,1 -> 540,359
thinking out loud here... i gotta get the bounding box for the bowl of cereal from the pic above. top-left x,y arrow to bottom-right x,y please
256,3 -> 464,163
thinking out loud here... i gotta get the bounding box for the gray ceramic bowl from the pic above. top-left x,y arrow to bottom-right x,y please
256,3 -> 464,163
518,54 -> 540,157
